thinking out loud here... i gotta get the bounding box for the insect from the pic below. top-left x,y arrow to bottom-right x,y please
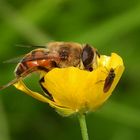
103,68 -> 115,93
0,42 -> 100,91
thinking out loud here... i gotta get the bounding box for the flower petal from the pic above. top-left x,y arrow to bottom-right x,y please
42,67 -> 107,112
42,53 -> 124,113
91,53 -> 125,110
14,80 -> 75,116
98,53 -> 124,69
43,67 -> 94,112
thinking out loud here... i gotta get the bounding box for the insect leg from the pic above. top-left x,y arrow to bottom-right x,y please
0,78 -> 21,91
39,77 -> 53,101
0,66 -> 39,91
95,80 -> 105,84
0,65 -> 52,91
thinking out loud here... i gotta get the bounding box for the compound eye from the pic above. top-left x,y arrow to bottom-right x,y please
81,44 -> 94,68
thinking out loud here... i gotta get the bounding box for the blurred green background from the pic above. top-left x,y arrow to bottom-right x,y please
0,0 -> 140,140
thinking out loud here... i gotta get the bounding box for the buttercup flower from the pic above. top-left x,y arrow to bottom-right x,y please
14,53 -> 124,116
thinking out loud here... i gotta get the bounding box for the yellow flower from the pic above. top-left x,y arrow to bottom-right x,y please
14,53 -> 124,116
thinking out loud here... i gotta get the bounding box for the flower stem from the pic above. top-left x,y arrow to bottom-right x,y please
78,114 -> 89,140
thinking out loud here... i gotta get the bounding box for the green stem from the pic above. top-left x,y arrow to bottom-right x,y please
78,114 -> 89,140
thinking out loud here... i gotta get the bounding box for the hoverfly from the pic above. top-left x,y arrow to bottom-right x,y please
0,42 -> 100,91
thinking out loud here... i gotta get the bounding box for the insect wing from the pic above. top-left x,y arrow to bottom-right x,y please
103,76 -> 114,93
16,44 -> 46,49
3,50 -> 50,64
3,55 -> 26,63
103,68 -> 116,93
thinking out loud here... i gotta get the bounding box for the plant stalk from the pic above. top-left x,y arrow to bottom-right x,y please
78,114 -> 89,140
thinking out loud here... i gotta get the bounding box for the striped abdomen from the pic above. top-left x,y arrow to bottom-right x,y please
15,49 -> 58,77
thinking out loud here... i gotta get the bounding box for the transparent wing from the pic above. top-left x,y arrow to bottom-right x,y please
3,44 -> 49,64
3,55 -> 24,63
3,52 -> 58,64
16,44 -> 46,49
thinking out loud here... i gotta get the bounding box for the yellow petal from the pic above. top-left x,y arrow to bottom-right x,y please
42,53 -> 124,113
14,80 -> 75,116
98,53 -> 124,69
90,53 -> 125,110
43,68 -> 93,112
